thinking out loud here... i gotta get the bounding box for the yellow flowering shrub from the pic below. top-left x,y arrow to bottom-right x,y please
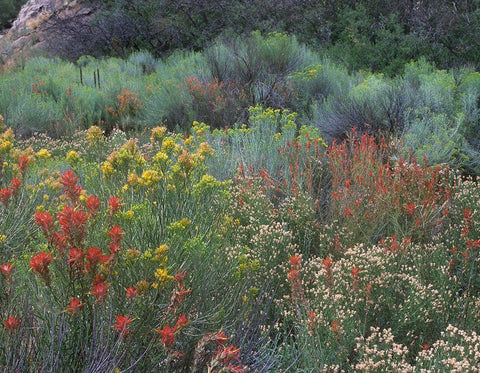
66,150 -> 81,166
141,169 -> 161,187
150,126 -> 167,144
86,125 -> 104,147
152,267 -> 174,288
36,148 -> 51,160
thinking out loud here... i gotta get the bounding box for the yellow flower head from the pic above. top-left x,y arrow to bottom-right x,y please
197,142 -> 214,157
86,125 -> 104,147
150,126 -> 167,143
177,150 -> 195,173
153,267 -> 174,287
0,140 -> 13,154
161,138 -> 176,155
127,173 -> 140,187
36,148 -> 51,160
154,244 -> 168,262
124,210 -> 134,220
141,169 -> 161,187
192,121 -> 210,137
101,161 -> 115,177
66,150 -> 80,165
152,151 -> 170,171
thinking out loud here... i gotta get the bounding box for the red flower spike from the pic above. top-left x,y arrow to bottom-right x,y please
18,156 -> 29,172
213,330 -> 229,345
114,315 -> 132,336
108,196 -> 122,216
215,345 -> 240,364
175,314 -> 190,329
0,187 -> 12,205
126,287 -> 138,299
93,273 -> 106,285
91,282 -> 109,303
0,263 -> 13,279
287,269 -> 299,282
174,270 -> 186,285
330,320 -> 340,333
157,325 -> 177,347
322,257 -> 333,270
4,316 -> 19,332
58,206 -> 88,245
85,247 -> 109,272
68,248 -> 84,268
351,267 -> 360,279
65,297 -> 84,316
30,251 -> 52,282
405,203 -> 416,215
86,196 -> 101,216
342,206 -> 353,217
59,170 -> 82,203
289,254 -> 301,268
9,178 -> 22,194
107,225 -> 123,245
34,211 -> 53,234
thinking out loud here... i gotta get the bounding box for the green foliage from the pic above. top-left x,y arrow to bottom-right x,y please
0,0 -> 26,30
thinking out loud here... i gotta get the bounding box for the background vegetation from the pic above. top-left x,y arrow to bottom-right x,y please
0,0 -> 26,29
32,0 -> 480,74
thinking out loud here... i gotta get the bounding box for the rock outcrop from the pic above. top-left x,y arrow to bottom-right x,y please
0,0 -> 96,70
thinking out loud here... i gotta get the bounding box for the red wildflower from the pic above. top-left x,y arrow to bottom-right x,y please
58,205 -> 88,245
213,330 -> 229,345
68,247 -> 84,268
108,196 -> 122,216
86,196 -> 100,216
0,263 -> 13,280
93,273 -> 106,285
330,320 -> 340,334
289,254 -> 301,268
9,178 -> 22,194
0,187 -> 12,205
30,251 -> 52,284
342,206 -> 353,217
351,267 -> 360,279
174,270 -> 186,285
156,325 -> 177,347
322,257 -> 333,270
405,203 -> 416,215
107,225 -> 123,245
85,247 -> 109,272
323,257 -> 333,288
125,287 -> 138,299
52,232 -> 67,254
423,343 -> 430,350
287,269 -> 299,282
18,156 -> 29,172
463,208 -> 473,220
175,314 -> 190,329
4,316 -> 19,332
216,345 -> 240,363
34,211 -> 53,235
59,170 -> 82,203
65,297 -> 84,316
91,282 -> 109,303
308,311 -> 317,334
114,315 -> 132,336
